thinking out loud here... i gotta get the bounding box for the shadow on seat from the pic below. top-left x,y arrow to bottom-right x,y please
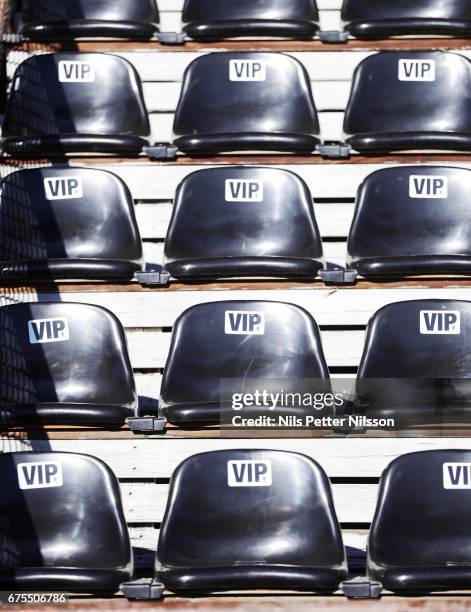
2,52 -> 151,157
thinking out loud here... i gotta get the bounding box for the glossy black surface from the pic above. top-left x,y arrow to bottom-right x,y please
369,450 -> 471,592
0,167 -> 143,282
2,52 -> 150,157
157,449 -> 347,592
0,451 -> 132,592
164,167 -> 323,280
182,0 -> 319,40
356,300 -> 471,426
160,300 -> 330,425
173,52 -> 319,155
0,302 -> 136,426
21,0 -> 159,40
348,166 -> 471,278
344,52 -> 471,153
342,0 -> 471,39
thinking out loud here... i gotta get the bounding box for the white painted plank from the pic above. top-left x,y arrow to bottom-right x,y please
6,288 -> 471,328
135,202 -> 354,239
121,482 -> 376,524
142,81 -> 349,112
125,328 -> 365,369
3,438 -> 470,478
94,162 -> 471,202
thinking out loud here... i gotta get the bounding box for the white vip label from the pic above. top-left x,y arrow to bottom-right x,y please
409,175 -> 448,199
229,60 -> 266,82
443,463 -> 471,489
225,179 -> 264,202
43,176 -> 83,200
58,61 -> 95,82
420,310 -> 461,335
224,311 -> 265,335
227,460 -> 272,487
28,317 -> 70,344
398,59 -> 436,82
17,461 -> 63,490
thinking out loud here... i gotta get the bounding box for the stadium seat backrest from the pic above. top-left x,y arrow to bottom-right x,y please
3,53 -> 150,139
369,450 -> 471,574
0,302 -> 136,409
0,167 -> 143,281
347,166 -> 471,277
0,451 -> 132,587
21,0 -> 160,39
356,300 -> 471,415
173,52 -> 319,154
164,167 -> 323,279
182,0 -> 319,40
22,0 -> 159,23
160,301 -> 329,424
344,52 -> 471,148
342,0 -> 471,39
157,449 -> 346,571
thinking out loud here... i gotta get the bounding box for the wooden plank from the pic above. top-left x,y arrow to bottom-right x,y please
125,328 -> 364,369
121,482 -> 376,524
135,202 -> 354,239
5,287 -> 471,328
92,161 -> 471,201
3,438 -> 471,478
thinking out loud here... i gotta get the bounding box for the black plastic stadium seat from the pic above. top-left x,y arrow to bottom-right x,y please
20,0 -> 160,40
348,166 -> 471,278
2,52 -> 151,157
0,167 -> 143,282
368,450 -> 471,593
343,51 -> 471,154
133,449 -> 347,596
173,52 -> 320,155
355,299 -> 471,427
164,167 -> 324,280
182,0 -> 319,41
0,451 -> 132,592
0,302 -> 137,426
342,0 -> 471,40
159,300 -> 330,425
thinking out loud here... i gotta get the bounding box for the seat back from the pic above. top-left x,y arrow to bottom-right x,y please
160,301 -> 329,420
3,52 -> 150,138
157,449 -> 345,570
182,0 -> 319,39
173,52 -> 319,144
0,302 -> 136,409
347,166 -> 471,276
342,0 -> 471,38
0,167 -> 143,280
164,167 -> 323,278
356,299 -> 471,410
369,450 -> 471,569
0,451 -> 132,572
22,0 -> 159,23
344,51 -> 471,139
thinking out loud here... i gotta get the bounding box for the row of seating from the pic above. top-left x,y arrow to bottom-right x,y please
3,165 -> 471,285
1,299 -> 471,430
12,0 -> 471,43
4,50 -> 471,158
2,448 -> 471,598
